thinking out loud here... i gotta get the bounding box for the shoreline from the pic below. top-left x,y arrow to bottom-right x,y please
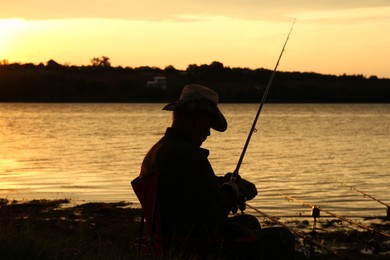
0,198 -> 142,260
1,198 -> 390,259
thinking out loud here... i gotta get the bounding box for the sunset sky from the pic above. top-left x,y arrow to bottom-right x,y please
1,0 -> 389,78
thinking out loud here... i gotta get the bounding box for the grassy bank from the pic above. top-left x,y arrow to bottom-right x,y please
0,198 -> 141,260
1,198 -> 390,259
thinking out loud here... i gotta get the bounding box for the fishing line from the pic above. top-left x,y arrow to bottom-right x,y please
281,194 -> 390,239
337,181 -> 390,217
246,203 -> 345,259
230,18 -> 296,182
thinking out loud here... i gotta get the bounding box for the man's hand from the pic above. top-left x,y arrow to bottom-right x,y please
223,173 -> 258,201
237,177 -> 257,201
231,192 -> 247,213
222,181 -> 240,201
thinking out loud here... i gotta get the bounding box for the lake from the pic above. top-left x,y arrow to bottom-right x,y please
0,103 -> 389,219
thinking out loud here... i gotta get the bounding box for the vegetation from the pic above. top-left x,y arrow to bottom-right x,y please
0,59 -> 389,103
1,198 -> 390,259
0,198 -> 141,260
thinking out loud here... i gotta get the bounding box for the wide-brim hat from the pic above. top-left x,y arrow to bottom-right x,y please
163,84 -> 227,132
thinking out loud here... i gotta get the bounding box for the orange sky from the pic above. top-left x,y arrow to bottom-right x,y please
1,1 -> 389,78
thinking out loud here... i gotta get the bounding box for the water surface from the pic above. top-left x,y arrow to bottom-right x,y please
0,103 -> 389,218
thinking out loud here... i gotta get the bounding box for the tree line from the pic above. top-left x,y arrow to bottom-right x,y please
0,58 -> 389,103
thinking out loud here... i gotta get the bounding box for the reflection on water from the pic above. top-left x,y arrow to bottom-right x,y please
0,103 -> 389,217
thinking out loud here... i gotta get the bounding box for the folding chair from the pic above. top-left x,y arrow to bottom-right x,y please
131,172 -> 259,259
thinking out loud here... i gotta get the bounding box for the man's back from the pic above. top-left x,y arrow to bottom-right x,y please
140,127 -> 233,242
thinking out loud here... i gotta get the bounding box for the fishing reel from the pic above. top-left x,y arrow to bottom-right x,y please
231,193 -> 247,214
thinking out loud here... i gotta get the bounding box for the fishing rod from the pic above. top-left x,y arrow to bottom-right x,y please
281,195 -> 390,239
246,203 -> 345,259
230,19 -> 296,182
337,181 -> 390,217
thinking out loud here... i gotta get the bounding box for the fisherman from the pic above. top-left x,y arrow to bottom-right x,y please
132,84 -> 295,259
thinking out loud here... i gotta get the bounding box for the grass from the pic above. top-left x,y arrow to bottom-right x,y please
1,198 -> 390,259
0,198 -> 141,260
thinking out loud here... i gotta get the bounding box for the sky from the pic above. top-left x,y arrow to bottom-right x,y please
1,0 -> 389,78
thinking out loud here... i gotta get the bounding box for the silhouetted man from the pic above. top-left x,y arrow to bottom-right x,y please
132,84 -> 295,259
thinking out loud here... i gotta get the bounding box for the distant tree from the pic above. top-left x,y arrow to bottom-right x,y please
209,61 -> 224,70
0,59 -> 9,65
164,65 -> 177,72
90,56 -> 111,67
46,59 -> 62,68
0,60 -> 389,102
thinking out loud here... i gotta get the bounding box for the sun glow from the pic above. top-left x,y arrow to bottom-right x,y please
0,5 -> 389,78
0,19 -> 27,59
0,17 -> 287,69
0,18 -> 76,63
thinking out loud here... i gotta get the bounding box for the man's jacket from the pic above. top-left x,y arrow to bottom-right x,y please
139,127 -> 235,242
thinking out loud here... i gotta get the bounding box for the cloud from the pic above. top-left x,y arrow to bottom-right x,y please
1,0 -> 390,21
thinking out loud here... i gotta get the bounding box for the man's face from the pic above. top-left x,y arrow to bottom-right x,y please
194,112 -> 212,146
